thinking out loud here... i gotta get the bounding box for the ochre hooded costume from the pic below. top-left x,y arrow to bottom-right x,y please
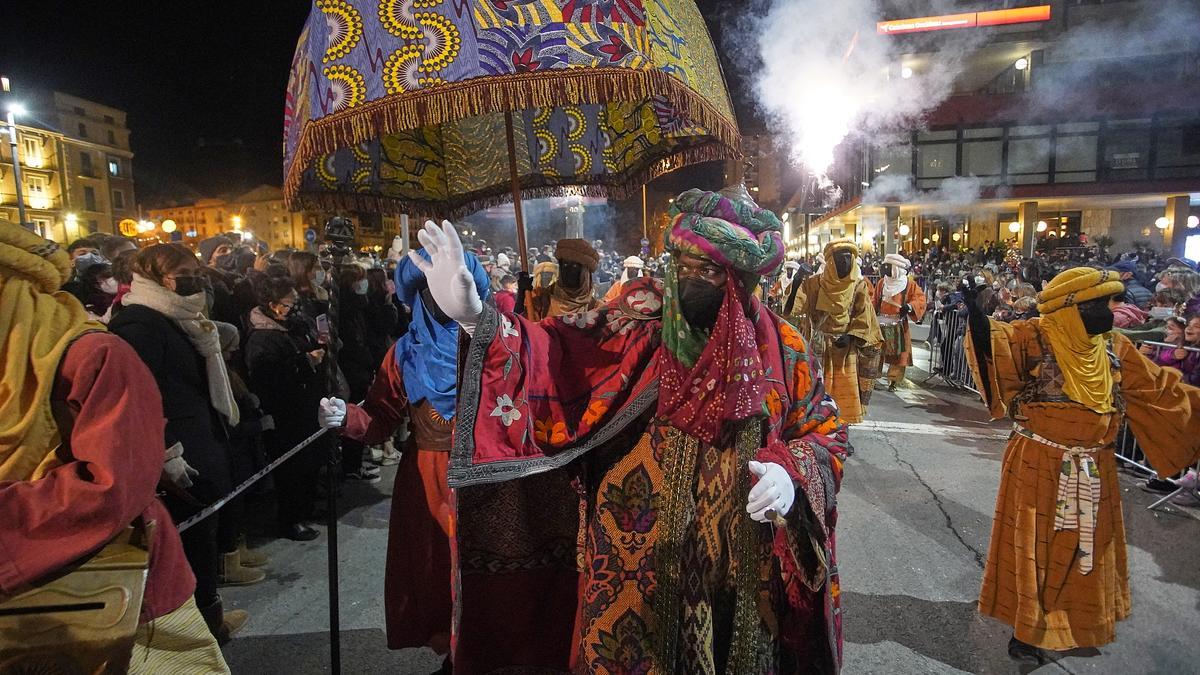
967,266 -> 1200,650
793,240 -> 882,423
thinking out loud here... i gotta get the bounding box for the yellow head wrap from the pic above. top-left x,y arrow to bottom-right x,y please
1036,267 -> 1126,413
0,223 -> 102,481
815,239 -> 861,316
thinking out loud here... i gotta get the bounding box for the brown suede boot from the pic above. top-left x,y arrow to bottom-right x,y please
238,540 -> 269,568
198,597 -> 249,645
219,550 -> 266,586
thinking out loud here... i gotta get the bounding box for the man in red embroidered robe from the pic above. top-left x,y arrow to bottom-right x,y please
412,186 -> 850,674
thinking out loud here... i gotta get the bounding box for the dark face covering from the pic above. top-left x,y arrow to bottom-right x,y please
173,274 -> 205,297
881,263 -> 892,277
215,254 -> 238,272
559,262 -> 585,290
539,272 -> 555,287
420,287 -> 451,325
678,278 -> 724,330
627,268 -> 642,279
833,251 -> 853,279
1078,296 -> 1115,335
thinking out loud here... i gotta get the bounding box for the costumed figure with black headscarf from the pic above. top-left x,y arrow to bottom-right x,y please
873,253 -> 926,391
0,224 -> 228,673
793,240 -> 883,424
524,238 -> 601,320
963,267 -> 1200,663
412,186 -> 849,674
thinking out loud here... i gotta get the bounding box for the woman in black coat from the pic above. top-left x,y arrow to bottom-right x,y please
108,243 -> 247,642
243,277 -> 330,541
335,265 -> 380,481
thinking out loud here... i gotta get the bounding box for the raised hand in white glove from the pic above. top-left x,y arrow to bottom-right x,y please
318,397 -> 347,429
408,220 -> 483,334
387,235 -> 404,262
746,460 -> 795,524
164,442 -> 199,489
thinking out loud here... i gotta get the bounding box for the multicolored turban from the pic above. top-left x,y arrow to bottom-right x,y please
665,185 -> 785,286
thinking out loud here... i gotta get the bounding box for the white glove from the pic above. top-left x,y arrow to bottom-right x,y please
747,461 -> 795,524
408,220 -> 483,334
259,414 -> 275,431
387,235 -> 404,262
318,397 -> 347,429
164,442 -> 199,489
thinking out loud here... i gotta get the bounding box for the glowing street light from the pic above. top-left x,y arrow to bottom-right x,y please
231,215 -> 243,230
136,220 -> 155,233
1009,221 -> 1021,234
901,66 -> 913,79
1036,220 -> 1048,232
7,102 -> 27,116
898,223 -> 911,236
1155,216 -> 1170,230
1014,57 -> 1029,71
161,219 -> 177,233
1188,215 -> 1199,229
951,232 -> 961,242
922,237 -> 930,245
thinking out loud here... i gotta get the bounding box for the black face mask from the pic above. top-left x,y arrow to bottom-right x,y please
559,262 -> 585,290
833,251 -> 853,279
173,275 -> 205,297
628,268 -> 642,279
881,263 -> 892,277
1078,296 -> 1115,335
420,287 -> 451,324
678,278 -> 725,330
214,254 -> 237,272
539,272 -> 555,287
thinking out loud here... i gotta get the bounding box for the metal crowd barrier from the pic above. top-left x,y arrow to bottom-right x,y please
921,306 -> 979,395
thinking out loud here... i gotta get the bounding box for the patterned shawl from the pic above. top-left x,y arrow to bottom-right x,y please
658,186 -> 785,444
394,249 -> 491,419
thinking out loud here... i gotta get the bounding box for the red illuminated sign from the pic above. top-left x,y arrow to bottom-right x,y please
877,5 -> 1051,35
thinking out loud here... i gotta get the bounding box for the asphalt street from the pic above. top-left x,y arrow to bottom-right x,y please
220,330 -> 1200,674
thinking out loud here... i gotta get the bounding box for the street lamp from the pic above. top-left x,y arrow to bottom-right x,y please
1036,220 -> 1047,232
3,101 -> 29,229
1155,216 -> 1170,230
161,219 -> 177,233
1014,57 -> 1029,71
1008,221 -> 1021,234
1189,215 -> 1199,229
898,223 -> 910,236
231,215 -> 243,230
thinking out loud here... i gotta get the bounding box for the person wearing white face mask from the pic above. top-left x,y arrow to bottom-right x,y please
873,253 -> 927,392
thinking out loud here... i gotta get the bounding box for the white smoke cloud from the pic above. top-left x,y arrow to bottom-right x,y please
863,174 -> 1005,218
749,0 -> 983,174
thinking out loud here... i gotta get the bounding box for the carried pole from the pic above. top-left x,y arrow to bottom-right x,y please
642,185 -> 648,239
326,436 -> 341,675
504,111 -> 530,272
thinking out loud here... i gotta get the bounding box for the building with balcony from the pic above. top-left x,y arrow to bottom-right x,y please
0,89 -> 138,242
799,0 -> 1200,259
147,185 -> 327,251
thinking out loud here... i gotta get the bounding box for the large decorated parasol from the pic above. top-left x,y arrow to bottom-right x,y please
283,0 -> 740,268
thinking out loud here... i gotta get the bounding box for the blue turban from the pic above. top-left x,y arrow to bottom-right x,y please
394,249 -> 492,420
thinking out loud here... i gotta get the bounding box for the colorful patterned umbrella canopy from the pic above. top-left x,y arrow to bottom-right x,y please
282,0 -> 740,221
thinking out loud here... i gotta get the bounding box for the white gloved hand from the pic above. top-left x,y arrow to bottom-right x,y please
747,461 -> 795,524
408,220 -> 483,334
387,235 -> 404,262
318,397 -> 347,429
259,414 -> 275,431
164,442 -> 199,489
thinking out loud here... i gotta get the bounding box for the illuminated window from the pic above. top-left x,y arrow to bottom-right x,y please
26,175 -> 49,209
20,136 -> 42,168
108,158 -> 120,176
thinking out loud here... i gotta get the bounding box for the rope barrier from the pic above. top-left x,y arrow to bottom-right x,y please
177,427 -> 332,533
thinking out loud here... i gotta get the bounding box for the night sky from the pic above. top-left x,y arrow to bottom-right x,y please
1,1 -> 744,206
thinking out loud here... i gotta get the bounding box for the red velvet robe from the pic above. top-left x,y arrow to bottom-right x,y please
0,332 -> 194,623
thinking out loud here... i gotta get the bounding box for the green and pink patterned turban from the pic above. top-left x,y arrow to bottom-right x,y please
665,185 -> 785,286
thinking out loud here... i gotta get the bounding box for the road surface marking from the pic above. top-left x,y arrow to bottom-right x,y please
852,420 -> 1009,441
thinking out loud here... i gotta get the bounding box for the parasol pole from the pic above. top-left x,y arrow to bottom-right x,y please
504,112 -> 530,272
642,185 -> 648,239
